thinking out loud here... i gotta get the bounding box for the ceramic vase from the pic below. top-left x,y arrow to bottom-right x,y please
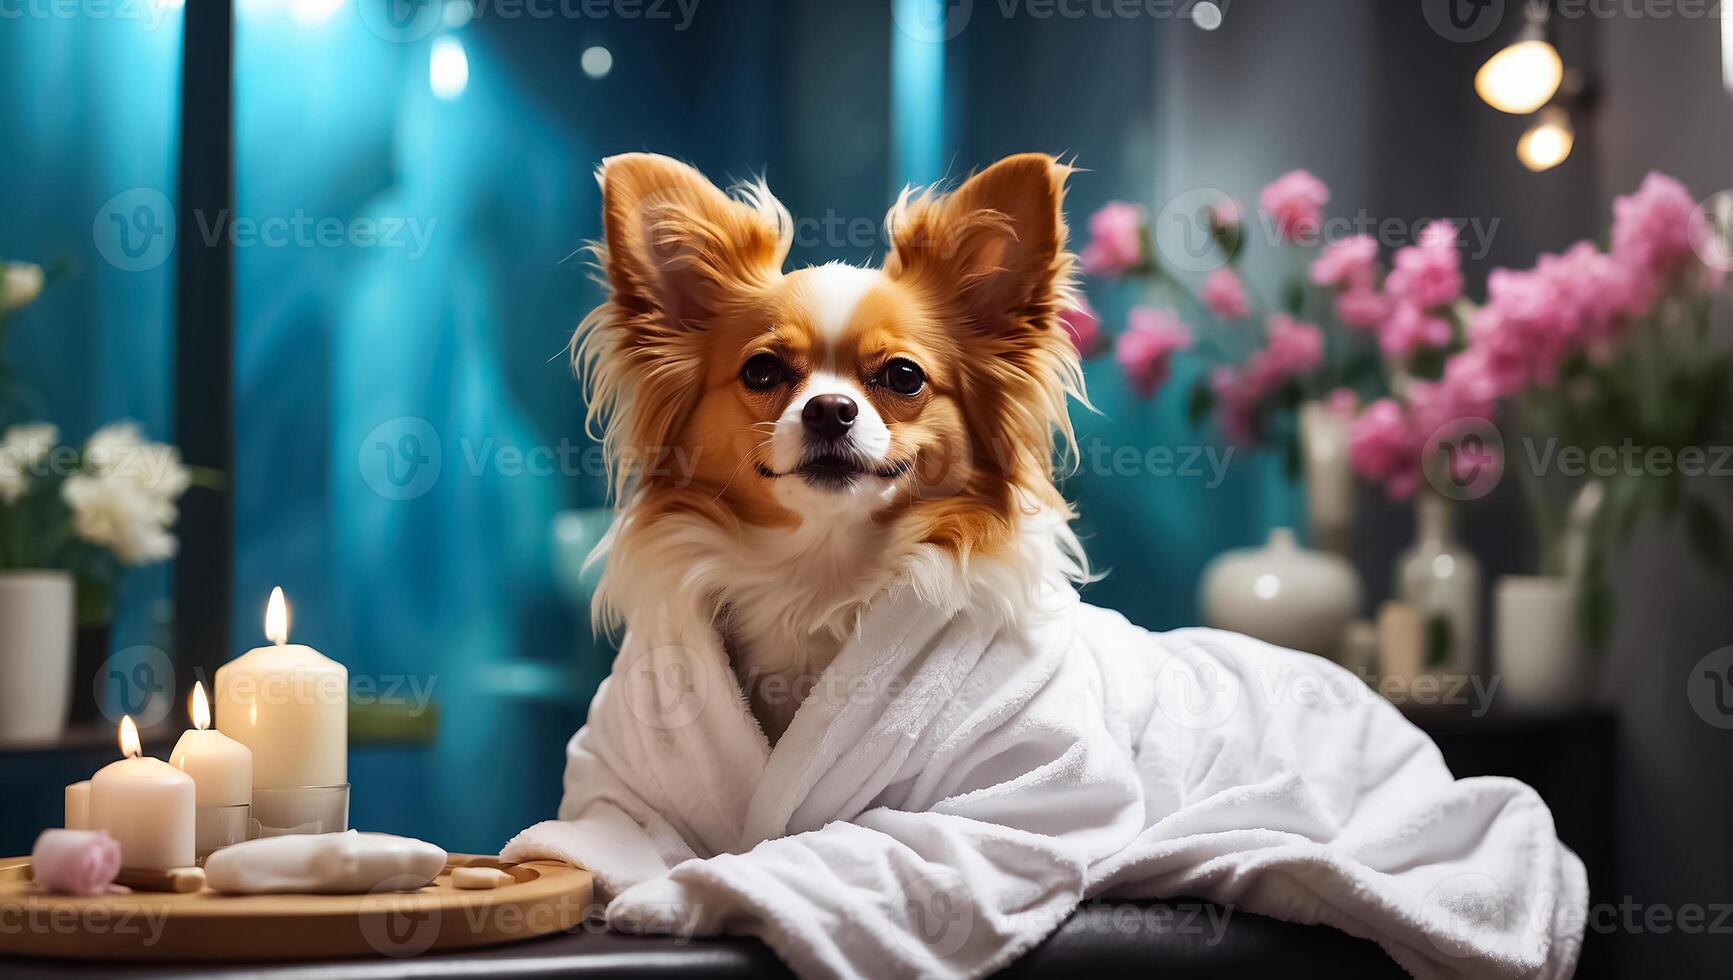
0,570 -> 76,744
1395,492 -> 1481,676
1495,575 -> 1586,708
1201,527 -> 1362,661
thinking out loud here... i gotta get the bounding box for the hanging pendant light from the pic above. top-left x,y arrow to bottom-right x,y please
1516,106 -> 1575,172
1476,1 -> 1564,114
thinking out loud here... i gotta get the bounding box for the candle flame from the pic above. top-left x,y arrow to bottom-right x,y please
190,681 -> 211,731
119,715 -> 141,759
266,586 -> 289,645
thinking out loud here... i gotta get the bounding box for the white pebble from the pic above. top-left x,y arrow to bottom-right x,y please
452,867 -> 513,890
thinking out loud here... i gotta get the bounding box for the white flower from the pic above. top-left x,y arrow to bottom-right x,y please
61,471 -> 179,565
59,422 -> 189,565
1,262 -> 45,313
0,423 -> 59,504
82,421 -> 191,502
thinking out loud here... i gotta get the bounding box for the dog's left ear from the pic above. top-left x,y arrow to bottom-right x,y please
885,153 -> 1072,335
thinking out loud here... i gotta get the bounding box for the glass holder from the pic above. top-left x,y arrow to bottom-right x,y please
250,784 -> 350,838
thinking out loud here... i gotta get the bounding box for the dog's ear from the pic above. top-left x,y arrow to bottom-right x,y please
885,153 -> 1073,336
597,153 -> 789,325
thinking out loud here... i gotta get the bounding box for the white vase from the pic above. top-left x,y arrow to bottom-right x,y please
1201,527 -> 1362,661
1494,575 -> 1586,708
1396,492 -> 1481,676
1299,401 -> 1355,555
0,570 -> 76,745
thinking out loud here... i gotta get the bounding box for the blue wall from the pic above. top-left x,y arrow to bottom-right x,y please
1,1 -> 1298,855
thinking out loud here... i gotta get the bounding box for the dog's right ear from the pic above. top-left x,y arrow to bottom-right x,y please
597,154 -> 789,326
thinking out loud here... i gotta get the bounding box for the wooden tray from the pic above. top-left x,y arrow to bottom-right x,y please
0,854 -> 593,961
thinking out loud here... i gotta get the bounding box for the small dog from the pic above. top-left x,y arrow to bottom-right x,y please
577,152 -> 1089,742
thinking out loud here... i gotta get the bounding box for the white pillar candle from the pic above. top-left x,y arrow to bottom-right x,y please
214,588 -> 347,789
170,682 -> 253,806
89,716 -> 195,870
64,781 -> 90,830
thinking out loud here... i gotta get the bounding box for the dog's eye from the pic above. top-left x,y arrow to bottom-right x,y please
740,353 -> 787,392
877,358 -> 925,396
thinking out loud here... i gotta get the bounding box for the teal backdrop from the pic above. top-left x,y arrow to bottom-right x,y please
0,0 -> 1299,854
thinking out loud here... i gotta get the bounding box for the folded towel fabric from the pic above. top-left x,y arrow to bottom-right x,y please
505,586 -> 1585,980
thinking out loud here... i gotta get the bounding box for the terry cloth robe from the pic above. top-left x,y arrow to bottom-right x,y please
503,585 -> 1586,980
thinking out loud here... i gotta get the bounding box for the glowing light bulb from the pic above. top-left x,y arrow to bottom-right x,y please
1476,38 -> 1564,114
430,36 -> 469,101
581,46 -> 613,79
1517,107 -> 1575,172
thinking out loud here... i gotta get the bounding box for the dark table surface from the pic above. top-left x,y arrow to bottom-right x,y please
0,899 -> 1402,980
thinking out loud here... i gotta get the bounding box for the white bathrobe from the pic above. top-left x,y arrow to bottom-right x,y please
503,585 -> 1586,980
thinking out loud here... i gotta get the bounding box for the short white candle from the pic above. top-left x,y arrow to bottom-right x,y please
170,682 -> 253,807
89,716 -> 196,870
214,587 -> 347,789
64,781 -> 90,830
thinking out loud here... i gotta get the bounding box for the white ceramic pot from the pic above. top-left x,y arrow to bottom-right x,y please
1299,401 -> 1355,555
1201,528 -> 1362,661
1494,575 -> 1586,708
0,570 -> 76,745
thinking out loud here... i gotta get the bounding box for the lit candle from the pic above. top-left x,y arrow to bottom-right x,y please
89,716 -> 195,870
215,587 -> 347,789
64,781 -> 90,830
171,683 -> 253,805
171,682 -> 253,855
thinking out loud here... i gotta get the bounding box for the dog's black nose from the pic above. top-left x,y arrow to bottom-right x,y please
802,394 -> 857,441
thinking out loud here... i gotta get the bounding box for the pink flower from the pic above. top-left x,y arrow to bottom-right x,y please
1080,201 -> 1146,277
31,829 -> 122,896
1310,234 -> 1378,290
1202,266 -> 1250,319
1115,307 -> 1193,396
1327,387 -> 1359,418
1260,169 -> 1330,243
1335,285 -> 1389,329
1611,171 -> 1701,280
1059,296 -> 1103,355
1349,399 -> 1421,499
1435,346 -> 1503,420
1385,220 -> 1464,310
1537,240 -> 1646,340
1379,302 -> 1454,357
1407,368 -> 1503,489
1257,313 -> 1324,379
1470,265 -> 1575,392
1211,366 -> 1256,443
1210,197 -> 1244,232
